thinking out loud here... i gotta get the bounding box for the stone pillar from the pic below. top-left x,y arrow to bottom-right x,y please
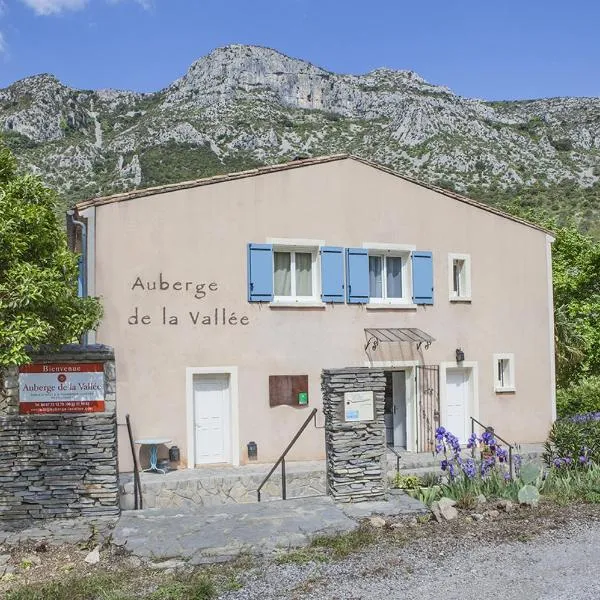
322,368 -> 387,502
0,345 -> 119,524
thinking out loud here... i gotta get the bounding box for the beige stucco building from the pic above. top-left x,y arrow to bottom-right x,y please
72,155 -> 556,472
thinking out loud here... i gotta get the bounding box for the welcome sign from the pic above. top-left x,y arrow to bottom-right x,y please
19,363 -> 105,414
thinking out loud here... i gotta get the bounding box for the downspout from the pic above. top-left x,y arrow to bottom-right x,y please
67,210 -> 87,298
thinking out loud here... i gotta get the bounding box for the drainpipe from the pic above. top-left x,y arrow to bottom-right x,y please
67,210 -> 87,298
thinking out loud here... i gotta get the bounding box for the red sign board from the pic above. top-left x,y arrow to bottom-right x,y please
19,362 -> 105,414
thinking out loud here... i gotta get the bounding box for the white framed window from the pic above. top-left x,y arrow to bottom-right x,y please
272,247 -> 319,303
363,244 -> 413,306
493,353 -> 515,392
448,253 -> 471,301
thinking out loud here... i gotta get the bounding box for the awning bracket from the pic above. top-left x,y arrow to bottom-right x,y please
364,328 -> 435,353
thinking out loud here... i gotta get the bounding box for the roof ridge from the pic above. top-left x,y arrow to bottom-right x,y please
75,153 -> 552,236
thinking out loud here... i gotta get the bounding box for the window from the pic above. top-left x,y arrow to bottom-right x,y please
365,248 -> 412,304
494,353 -> 515,392
273,248 -> 318,302
448,253 -> 471,301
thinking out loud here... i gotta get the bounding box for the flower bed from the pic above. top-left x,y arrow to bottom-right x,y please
406,425 -> 600,509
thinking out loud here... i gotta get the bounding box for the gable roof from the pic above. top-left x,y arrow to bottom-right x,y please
74,154 -> 553,236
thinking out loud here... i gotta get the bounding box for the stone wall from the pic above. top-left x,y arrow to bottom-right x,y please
0,345 -> 119,525
322,368 -> 387,502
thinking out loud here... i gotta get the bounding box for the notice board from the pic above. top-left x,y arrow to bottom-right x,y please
269,375 -> 309,407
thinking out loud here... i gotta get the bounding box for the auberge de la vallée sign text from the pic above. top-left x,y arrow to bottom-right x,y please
18,363 -> 105,414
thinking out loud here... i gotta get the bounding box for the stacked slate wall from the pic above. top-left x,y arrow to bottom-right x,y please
322,368 -> 387,502
0,345 -> 119,524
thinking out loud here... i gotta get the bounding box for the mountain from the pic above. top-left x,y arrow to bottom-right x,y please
1,44 -> 599,231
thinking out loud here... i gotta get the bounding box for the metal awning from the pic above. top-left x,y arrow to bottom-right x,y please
364,328 -> 435,352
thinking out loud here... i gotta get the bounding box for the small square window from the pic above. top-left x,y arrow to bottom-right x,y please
494,353 -> 515,392
273,248 -> 318,302
449,253 -> 471,301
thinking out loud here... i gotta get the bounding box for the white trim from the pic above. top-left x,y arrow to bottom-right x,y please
365,303 -> 417,310
366,249 -> 412,304
493,353 -> 515,392
267,237 -> 325,247
269,301 -> 326,309
448,253 -> 472,301
546,234 -> 557,422
362,242 -> 416,252
186,366 -> 239,468
79,206 -> 96,344
365,360 -> 419,452
273,247 -> 320,303
439,361 -> 479,443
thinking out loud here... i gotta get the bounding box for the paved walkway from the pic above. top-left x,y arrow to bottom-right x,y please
113,493 -> 428,563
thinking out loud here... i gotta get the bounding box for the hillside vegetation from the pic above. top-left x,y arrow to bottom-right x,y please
1,44 -> 599,231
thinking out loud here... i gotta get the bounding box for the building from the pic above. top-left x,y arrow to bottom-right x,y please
71,155 -> 556,472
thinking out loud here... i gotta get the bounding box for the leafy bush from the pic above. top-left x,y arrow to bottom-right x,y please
541,464 -> 600,504
391,473 -> 422,489
543,414 -> 600,468
556,376 -> 600,417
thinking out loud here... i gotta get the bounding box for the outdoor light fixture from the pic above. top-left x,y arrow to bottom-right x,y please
455,348 -> 465,363
247,441 -> 258,461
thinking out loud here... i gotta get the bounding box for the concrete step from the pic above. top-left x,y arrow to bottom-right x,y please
112,493 -> 428,562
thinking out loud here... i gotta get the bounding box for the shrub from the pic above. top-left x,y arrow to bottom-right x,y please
543,414 -> 600,467
541,464 -> 600,504
391,473 -> 422,489
556,376 -> 600,418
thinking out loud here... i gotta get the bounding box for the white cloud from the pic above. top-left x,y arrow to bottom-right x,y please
0,1 -> 6,17
21,0 -> 154,15
20,0 -> 88,16
109,0 -> 154,10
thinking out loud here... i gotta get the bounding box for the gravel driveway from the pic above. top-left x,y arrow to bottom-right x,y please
226,505 -> 600,600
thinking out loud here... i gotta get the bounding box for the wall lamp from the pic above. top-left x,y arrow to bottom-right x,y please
455,348 -> 465,363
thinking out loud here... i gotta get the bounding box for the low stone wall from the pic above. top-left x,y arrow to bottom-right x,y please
322,368 -> 387,502
120,468 -> 326,510
0,345 -> 119,525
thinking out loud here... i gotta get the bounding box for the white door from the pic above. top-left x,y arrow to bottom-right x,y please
392,371 -> 407,449
193,375 -> 231,465
445,369 -> 470,443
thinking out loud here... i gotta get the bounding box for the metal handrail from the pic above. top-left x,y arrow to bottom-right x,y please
470,417 -> 515,479
386,444 -> 402,476
257,408 -> 318,502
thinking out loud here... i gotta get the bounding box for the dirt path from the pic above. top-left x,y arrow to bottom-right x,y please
227,503 -> 600,600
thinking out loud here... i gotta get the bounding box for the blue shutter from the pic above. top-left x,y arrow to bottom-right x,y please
346,248 -> 369,303
412,251 -> 434,305
77,255 -> 84,298
320,247 -> 345,303
247,243 -> 273,302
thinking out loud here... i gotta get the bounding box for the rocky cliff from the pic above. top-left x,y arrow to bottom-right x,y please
1,44 -> 599,216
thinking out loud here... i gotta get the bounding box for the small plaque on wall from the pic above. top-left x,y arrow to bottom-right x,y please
344,391 -> 374,422
269,375 -> 309,407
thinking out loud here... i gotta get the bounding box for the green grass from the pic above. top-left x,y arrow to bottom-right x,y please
310,527 -> 378,559
149,573 -> 216,600
275,526 -> 379,565
5,572 -> 135,600
3,559 -> 252,600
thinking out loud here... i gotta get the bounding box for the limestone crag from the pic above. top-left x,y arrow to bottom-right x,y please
1,45 -> 599,205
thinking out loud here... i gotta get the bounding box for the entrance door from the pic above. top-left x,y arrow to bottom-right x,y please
193,375 -> 231,465
392,371 -> 407,449
445,368 -> 469,443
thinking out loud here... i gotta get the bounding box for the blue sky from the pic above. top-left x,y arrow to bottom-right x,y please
0,0 -> 598,100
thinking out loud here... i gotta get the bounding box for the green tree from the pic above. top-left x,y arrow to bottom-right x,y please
500,201 -> 600,392
0,144 -> 102,366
